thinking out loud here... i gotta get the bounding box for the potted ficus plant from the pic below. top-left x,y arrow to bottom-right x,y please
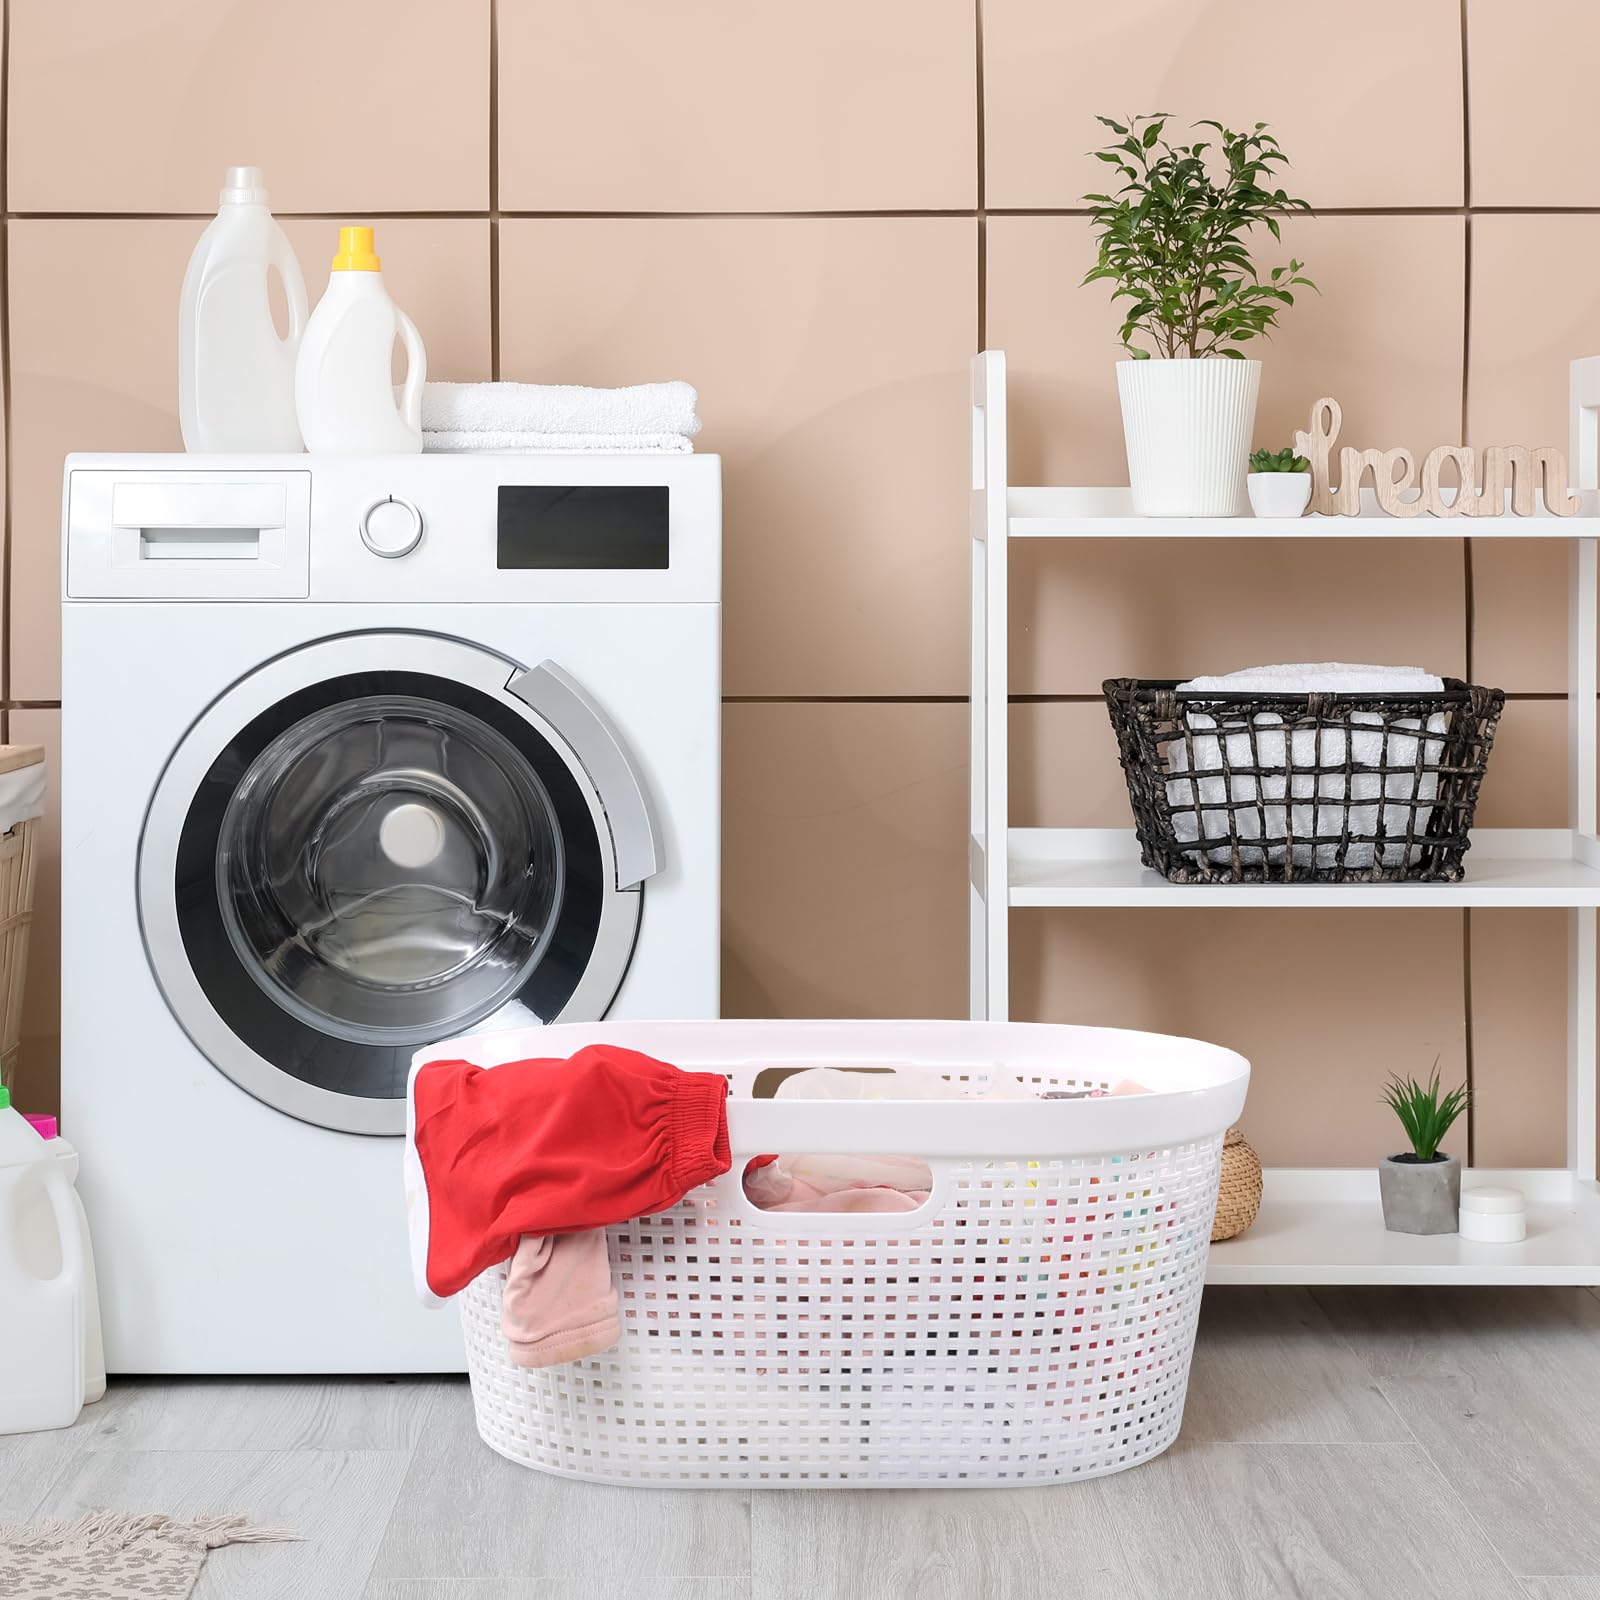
1085,115 -> 1315,516
1378,1066 -> 1469,1235
1247,445 -> 1312,518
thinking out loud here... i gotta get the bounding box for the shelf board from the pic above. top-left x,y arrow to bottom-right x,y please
1006,485 -> 1600,538
1206,1169 -> 1600,1286
1002,828 -> 1600,908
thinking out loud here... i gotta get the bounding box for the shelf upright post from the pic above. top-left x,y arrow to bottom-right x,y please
970,352 -> 1010,1020
1568,357 -> 1600,1182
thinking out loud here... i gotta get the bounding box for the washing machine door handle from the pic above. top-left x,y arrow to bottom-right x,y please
505,661 -> 661,891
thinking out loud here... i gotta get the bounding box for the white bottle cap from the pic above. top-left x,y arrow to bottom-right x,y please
1460,1185 -> 1524,1216
220,166 -> 269,206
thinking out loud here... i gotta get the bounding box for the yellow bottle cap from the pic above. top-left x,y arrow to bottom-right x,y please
331,225 -> 381,272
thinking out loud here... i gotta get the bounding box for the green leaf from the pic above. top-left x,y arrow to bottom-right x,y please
1381,1066 -> 1469,1163
1082,114 -> 1312,353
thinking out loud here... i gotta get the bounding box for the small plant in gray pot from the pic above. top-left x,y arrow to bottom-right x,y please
1378,1067 -> 1469,1235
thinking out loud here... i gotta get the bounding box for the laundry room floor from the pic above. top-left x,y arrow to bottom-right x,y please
4,1287 -> 1598,1599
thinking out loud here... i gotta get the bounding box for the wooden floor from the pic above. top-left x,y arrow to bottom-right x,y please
5,1287 -> 1600,1599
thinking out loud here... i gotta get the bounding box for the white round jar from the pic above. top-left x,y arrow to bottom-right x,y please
1459,1185 -> 1526,1243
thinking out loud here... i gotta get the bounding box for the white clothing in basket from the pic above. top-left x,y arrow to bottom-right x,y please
1166,663 -> 1447,870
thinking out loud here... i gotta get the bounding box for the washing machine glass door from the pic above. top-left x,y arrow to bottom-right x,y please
140,633 -> 657,1135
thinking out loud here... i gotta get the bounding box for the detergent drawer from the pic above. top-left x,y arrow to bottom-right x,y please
65,468 -> 312,598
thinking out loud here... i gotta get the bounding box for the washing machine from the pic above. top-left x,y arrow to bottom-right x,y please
59,452 -> 720,1373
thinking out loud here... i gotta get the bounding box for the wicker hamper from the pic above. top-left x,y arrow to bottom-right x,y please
0,745 -> 44,1097
1104,677 -> 1505,885
1212,1126 -> 1263,1242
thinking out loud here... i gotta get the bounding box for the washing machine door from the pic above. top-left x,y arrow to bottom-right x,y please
139,631 -> 658,1135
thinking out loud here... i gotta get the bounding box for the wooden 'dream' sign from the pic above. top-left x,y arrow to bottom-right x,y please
1293,397 -> 1580,518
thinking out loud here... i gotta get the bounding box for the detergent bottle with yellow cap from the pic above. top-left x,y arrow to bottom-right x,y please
295,225 -> 427,453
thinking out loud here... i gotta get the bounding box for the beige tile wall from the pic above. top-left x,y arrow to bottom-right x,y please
0,2 -> 1585,1166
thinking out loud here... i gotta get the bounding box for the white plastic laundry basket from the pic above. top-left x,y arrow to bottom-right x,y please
424,1019 -> 1249,1488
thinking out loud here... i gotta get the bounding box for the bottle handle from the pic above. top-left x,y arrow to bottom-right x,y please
394,307 -> 427,431
43,1170 -> 88,1416
267,231 -> 309,344
43,1169 -> 87,1294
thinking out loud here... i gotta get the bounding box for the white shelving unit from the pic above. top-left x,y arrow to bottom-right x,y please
969,348 -> 1600,1285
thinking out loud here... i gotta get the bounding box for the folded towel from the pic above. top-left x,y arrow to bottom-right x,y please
1179,662 -> 1444,694
422,429 -> 693,455
421,380 -> 701,439
1166,664 -> 1447,870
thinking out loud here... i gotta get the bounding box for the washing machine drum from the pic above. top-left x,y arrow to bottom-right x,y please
218,694 -> 566,1045
140,638 -> 656,1135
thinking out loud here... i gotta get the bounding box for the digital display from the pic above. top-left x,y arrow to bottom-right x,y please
497,485 -> 669,570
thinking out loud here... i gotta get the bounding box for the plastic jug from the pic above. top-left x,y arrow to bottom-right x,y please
179,165 -> 308,452
294,226 -> 426,453
18,1116 -> 105,1407
0,1085 -> 85,1434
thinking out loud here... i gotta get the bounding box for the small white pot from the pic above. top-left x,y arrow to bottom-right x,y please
1117,357 -> 1260,517
1246,471 -> 1312,519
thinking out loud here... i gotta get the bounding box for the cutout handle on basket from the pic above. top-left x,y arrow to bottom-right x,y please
727,1159 -> 950,1236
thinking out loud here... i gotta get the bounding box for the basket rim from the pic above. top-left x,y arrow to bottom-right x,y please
1102,675 -> 1497,704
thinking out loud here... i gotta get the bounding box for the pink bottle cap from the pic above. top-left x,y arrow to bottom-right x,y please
22,1112 -> 57,1140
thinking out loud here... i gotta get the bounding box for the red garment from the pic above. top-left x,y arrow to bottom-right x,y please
412,1044 -> 730,1298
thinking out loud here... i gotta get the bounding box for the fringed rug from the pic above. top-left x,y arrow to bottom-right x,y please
0,1510 -> 297,1598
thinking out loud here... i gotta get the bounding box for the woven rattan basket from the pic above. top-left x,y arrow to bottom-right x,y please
1104,677 -> 1505,884
0,745 -> 43,1097
1211,1126 -> 1263,1242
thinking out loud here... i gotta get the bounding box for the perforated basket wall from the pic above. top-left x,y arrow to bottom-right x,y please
459,1067 -> 1226,1489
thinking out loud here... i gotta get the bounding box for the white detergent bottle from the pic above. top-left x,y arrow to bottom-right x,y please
179,165 -> 308,452
17,1117 -> 104,1406
0,1085 -> 85,1435
295,226 -> 426,453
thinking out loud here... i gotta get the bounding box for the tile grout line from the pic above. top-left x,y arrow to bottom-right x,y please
0,691 -> 1582,710
2,0 -> 11,726
12,206 -> 1600,223
974,0 -> 987,355
488,0 -> 501,383
1460,0 -> 1477,1168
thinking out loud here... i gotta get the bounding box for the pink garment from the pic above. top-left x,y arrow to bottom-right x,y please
743,1153 -> 933,1214
759,1184 -> 931,1215
501,1230 -> 620,1368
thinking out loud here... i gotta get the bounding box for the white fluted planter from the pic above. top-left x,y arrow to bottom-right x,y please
1117,358 -> 1261,516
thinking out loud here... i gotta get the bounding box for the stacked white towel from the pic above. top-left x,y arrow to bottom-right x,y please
1165,663 -> 1448,870
420,381 -> 701,454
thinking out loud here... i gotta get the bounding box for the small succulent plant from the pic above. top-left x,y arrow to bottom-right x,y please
1249,446 -> 1311,474
1381,1066 -> 1469,1163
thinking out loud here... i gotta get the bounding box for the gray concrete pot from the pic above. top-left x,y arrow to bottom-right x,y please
1378,1153 -> 1461,1235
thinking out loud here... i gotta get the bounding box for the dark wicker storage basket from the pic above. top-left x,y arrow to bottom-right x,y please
1103,677 -> 1505,885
